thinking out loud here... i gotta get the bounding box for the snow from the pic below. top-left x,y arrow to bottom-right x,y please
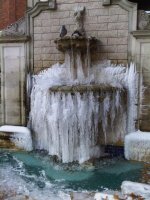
94,193 -> 117,200
125,130 -> 150,162
121,181 -> 150,200
0,125 -> 31,134
0,125 -> 33,151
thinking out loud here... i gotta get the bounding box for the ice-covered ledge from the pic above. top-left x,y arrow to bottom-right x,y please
125,130 -> 150,162
0,125 -> 33,151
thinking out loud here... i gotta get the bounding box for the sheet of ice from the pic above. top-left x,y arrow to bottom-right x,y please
125,130 -> 150,162
30,61 -> 138,163
0,125 -> 33,151
121,181 -> 150,200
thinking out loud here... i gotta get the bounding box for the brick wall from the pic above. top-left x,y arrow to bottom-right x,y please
33,0 -> 129,73
0,0 -> 27,30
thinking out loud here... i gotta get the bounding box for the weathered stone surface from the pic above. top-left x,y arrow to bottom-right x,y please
0,43 -> 26,125
32,1 -> 130,71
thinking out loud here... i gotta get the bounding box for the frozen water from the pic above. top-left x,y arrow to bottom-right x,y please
30,60 -> 138,163
0,125 -> 33,151
121,181 -> 150,200
125,130 -> 150,162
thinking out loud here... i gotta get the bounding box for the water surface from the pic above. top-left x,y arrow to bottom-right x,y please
0,149 -> 144,199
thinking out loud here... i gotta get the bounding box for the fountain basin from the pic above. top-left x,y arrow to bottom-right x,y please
54,36 -> 97,52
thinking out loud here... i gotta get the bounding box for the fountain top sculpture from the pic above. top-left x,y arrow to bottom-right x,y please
54,6 -> 97,52
73,5 -> 85,36
54,6 -> 98,79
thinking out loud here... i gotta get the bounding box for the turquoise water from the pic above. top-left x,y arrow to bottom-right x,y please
0,148 -> 143,194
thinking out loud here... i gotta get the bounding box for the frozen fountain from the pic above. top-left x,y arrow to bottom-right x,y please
30,6 -> 137,164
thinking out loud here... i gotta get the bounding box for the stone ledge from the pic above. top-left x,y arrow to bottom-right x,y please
131,30 -> 150,38
49,85 -> 125,93
0,36 -> 30,43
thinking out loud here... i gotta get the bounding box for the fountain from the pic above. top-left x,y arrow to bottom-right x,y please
30,6 -> 137,164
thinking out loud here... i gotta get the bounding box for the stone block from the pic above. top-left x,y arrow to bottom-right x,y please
41,41 -> 51,47
118,30 -> 129,37
117,45 -> 128,53
38,12 -> 51,20
109,6 -> 128,15
34,41 -> 42,48
108,15 -> 119,22
34,61 -> 43,69
108,53 -> 127,60
97,38 -> 108,45
118,14 -> 128,22
97,45 -> 118,53
34,47 -> 42,55
108,22 -> 128,30
139,120 -> 150,132
85,16 -> 98,24
97,30 -> 117,38
108,37 -> 128,45
85,23 -> 108,31
34,34 -> 42,41
139,105 -> 150,120
89,8 -> 109,16
97,15 -> 109,23
50,11 -> 70,19
34,27 -> 43,34
34,54 -> 42,61
60,18 -> 74,25
34,19 -> 42,27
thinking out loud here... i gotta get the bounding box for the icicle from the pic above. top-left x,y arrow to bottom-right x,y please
29,61 -> 137,163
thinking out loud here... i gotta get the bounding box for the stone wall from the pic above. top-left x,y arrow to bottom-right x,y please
0,43 -> 26,125
132,31 -> 150,131
33,0 -> 129,73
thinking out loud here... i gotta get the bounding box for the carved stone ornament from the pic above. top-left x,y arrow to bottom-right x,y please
74,6 -> 85,36
138,10 -> 150,30
0,17 -> 26,37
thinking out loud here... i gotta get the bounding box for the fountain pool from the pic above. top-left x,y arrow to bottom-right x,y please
0,148 -> 147,200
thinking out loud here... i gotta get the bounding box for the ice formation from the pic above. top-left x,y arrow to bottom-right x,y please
30,60 -> 137,163
121,181 -> 150,200
125,130 -> 150,162
0,125 -> 33,151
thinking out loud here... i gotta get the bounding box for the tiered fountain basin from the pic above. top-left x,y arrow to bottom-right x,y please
49,84 -> 122,93
49,84 -> 127,149
54,36 -> 97,52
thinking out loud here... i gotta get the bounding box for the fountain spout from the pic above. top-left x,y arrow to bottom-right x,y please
55,6 -> 97,81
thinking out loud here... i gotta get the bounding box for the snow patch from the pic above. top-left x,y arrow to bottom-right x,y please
125,130 -> 150,162
121,181 -> 150,200
94,193 -> 117,200
0,125 -> 33,151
